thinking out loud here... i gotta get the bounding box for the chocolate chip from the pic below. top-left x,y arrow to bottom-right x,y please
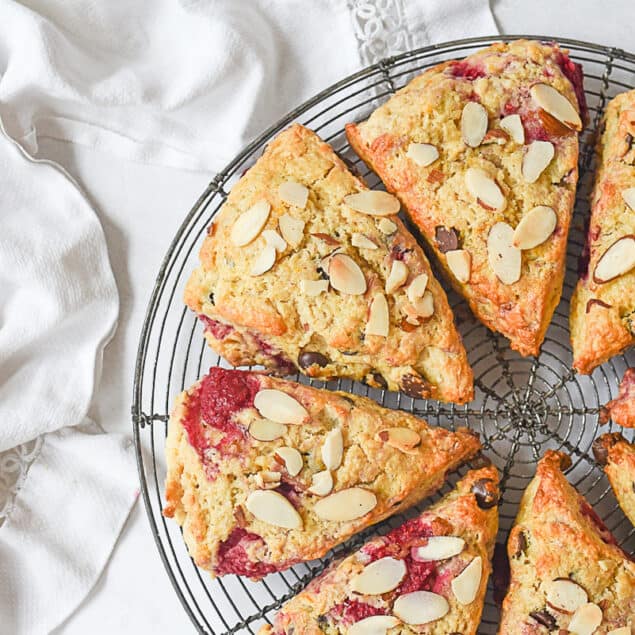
435,226 -> 460,252
632,481 -> 635,494
514,530 -> 528,558
471,478 -> 500,509
492,542 -> 510,606
529,610 -> 557,630
298,351 -> 330,369
370,372 -> 388,389
400,373 -> 431,399
208,292 -> 215,305
592,433 -> 621,465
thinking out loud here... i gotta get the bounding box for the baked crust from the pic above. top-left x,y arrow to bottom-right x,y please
571,90 -> 635,373
260,466 -> 499,635
184,124 -> 473,403
599,367 -> 635,428
163,367 -> 481,579
346,40 -> 584,356
499,450 -> 635,633
594,432 -> 635,528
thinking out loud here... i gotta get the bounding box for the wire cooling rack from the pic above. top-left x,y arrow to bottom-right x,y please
132,35 -> 635,633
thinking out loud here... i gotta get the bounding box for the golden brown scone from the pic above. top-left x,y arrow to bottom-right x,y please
599,368 -> 635,427
260,466 -> 499,635
499,451 -> 635,633
346,40 -> 586,357
163,367 -> 481,579
571,90 -> 635,374
185,124 -> 473,403
593,432 -> 635,528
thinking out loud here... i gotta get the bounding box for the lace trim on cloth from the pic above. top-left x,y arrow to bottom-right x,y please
0,437 -> 44,527
347,0 -> 424,66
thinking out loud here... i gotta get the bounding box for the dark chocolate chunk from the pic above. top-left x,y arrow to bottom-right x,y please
298,351 -> 330,369
370,372 -> 388,389
400,373 -> 431,399
514,531 -> 528,558
529,610 -> 557,630
435,226 -> 460,252
208,292 -> 215,305
471,478 -> 500,509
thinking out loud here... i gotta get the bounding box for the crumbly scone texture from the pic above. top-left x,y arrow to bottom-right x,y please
260,466 -> 499,635
594,432 -> 635,528
163,367 -> 481,579
499,451 -> 635,633
346,40 -> 584,356
600,367 -> 635,427
571,90 -> 635,373
184,124 -> 474,404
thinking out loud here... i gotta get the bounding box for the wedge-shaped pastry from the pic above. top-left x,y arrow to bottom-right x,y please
571,90 -> 635,373
599,368 -> 635,428
163,367 -> 481,579
594,432 -> 635,528
260,466 -> 499,635
499,451 -> 635,633
347,40 -> 586,356
185,124 -> 473,403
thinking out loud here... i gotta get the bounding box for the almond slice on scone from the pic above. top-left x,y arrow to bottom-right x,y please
499,451 -> 635,632
163,367 -> 481,580
346,40 -> 586,356
259,466 -> 499,634
185,124 -> 473,403
570,89 -> 635,374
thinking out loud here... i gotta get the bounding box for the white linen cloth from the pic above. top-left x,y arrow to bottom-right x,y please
0,1 -> 497,633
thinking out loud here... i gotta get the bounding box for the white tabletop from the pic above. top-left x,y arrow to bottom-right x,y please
50,1 -> 634,632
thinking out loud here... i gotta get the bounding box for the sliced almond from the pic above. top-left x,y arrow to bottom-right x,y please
451,556 -> 482,605
350,557 -> 407,595
406,273 -> 428,302
411,290 -> 434,318
407,142 -> 439,167
377,218 -> 398,234
344,191 -> 400,216
366,294 -> 390,337
377,427 -> 421,453
568,603 -> 603,635
522,141 -> 555,183
545,578 -> 588,614
313,487 -> 377,521
275,446 -> 303,476
385,260 -> 409,294
300,279 -> 329,296
329,254 -> 367,295
411,536 -> 465,562
512,205 -> 557,250
593,235 -> 635,283
461,102 -> 489,148
488,222 -> 521,284
322,428 -> 343,471
230,200 -> 271,246
249,419 -> 286,441
262,229 -> 287,252
622,187 -> 635,211
278,180 -> 309,209
465,168 -> 506,211
348,615 -> 400,635
254,389 -> 308,425
255,470 -> 281,489
250,244 -> 277,276
278,214 -> 305,247
352,233 -> 379,250
393,591 -> 449,625
308,469 -> 333,496
245,490 -> 302,529
500,114 -> 525,144
446,249 -> 471,283
530,83 -> 582,131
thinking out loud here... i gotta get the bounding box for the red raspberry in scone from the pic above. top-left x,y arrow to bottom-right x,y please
163,367 -> 481,579
259,466 -> 499,635
571,90 -> 635,374
594,432 -> 635,528
184,124 -> 474,404
346,40 -> 586,357
499,451 -> 635,633
599,368 -> 635,428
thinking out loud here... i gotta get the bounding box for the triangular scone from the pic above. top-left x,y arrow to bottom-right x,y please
346,40 -> 586,356
499,451 -> 635,633
594,433 -> 635,528
259,466 -> 499,635
184,124 -> 473,403
571,90 -> 635,373
599,368 -> 635,428
163,367 -> 481,579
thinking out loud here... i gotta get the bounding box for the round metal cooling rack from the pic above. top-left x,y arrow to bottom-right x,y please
133,35 -> 635,633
